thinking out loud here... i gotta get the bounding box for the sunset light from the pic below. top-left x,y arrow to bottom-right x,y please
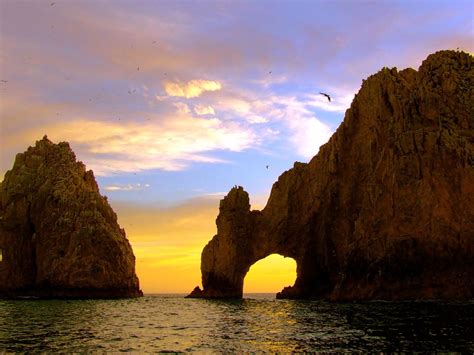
1,0 -> 473,352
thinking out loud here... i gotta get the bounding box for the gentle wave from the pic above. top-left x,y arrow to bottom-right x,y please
0,294 -> 473,352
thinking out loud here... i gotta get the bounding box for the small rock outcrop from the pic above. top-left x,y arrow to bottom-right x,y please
188,50 -> 474,300
0,136 -> 142,298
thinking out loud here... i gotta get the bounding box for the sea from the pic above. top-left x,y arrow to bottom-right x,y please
0,294 -> 473,352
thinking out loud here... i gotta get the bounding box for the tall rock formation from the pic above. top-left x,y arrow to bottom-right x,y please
0,137 -> 142,298
188,50 -> 474,300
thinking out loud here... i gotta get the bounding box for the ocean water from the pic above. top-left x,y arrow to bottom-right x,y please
0,294 -> 473,352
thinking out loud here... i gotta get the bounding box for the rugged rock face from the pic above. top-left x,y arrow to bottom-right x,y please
0,136 -> 142,298
188,50 -> 474,300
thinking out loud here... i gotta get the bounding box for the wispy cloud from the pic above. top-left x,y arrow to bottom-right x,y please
264,95 -> 334,158
105,183 -> 150,191
173,102 -> 191,114
252,74 -> 288,88
213,90 -> 338,158
3,113 -> 257,176
194,105 -> 215,115
164,79 -> 222,98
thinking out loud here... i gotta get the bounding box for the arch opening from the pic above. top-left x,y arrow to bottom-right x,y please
243,254 -> 297,297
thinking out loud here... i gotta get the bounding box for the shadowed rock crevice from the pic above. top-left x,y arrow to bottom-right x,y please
0,137 -> 142,299
188,50 -> 474,300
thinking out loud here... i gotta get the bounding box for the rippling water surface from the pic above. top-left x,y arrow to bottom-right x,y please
0,294 -> 473,352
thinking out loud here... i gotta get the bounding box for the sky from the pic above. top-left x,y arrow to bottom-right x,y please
0,0 -> 472,294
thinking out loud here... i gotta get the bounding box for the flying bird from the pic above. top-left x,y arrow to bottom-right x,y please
266,165 -> 269,170
0,80 -> 8,83
319,92 -> 331,102
50,2 -> 55,6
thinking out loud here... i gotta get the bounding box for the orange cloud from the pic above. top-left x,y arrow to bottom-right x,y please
164,80 -> 222,98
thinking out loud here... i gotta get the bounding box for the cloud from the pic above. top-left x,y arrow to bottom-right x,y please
286,116 -> 334,158
216,97 -> 269,124
173,102 -> 191,114
155,95 -> 168,101
213,90 -> 336,158
164,79 -> 222,98
252,74 -> 288,88
194,105 -> 215,115
4,114 -> 257,176
105,183 -> 150,191
265,95 -> 334,158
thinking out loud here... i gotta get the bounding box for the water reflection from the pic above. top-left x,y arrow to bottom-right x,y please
0,295 -> 473,352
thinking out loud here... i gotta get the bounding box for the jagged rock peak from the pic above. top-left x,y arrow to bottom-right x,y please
219,186 -> 250,210
0,137 -> 142,299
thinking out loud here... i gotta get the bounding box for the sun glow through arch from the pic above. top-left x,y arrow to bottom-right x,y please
243,254 -> 297,295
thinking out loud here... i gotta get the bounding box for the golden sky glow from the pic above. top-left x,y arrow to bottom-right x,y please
112,196 -> 296,294
244,255 -> 296,294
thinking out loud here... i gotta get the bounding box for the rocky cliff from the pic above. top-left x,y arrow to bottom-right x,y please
188,50 -> 474,300
0,136 -> 142,298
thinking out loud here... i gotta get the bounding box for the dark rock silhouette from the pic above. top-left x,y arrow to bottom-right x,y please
0,136 -> 142,298
188,50 -> 474,300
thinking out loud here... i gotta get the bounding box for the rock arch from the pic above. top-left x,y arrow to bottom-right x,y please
187,186 -> 330,299
188,51 -> 474,300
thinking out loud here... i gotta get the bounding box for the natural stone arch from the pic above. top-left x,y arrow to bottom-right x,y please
243,254 -> 297,295
187,186 -> 312,299
187,51 -> 474,301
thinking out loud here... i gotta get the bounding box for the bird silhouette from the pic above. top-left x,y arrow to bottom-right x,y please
266,165 -> 269,170
319,92 -> 331,102
50,2 -> 55,6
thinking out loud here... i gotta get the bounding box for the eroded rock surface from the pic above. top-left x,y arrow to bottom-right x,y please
0,137 -> 142,298
188,50 -> 474,300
